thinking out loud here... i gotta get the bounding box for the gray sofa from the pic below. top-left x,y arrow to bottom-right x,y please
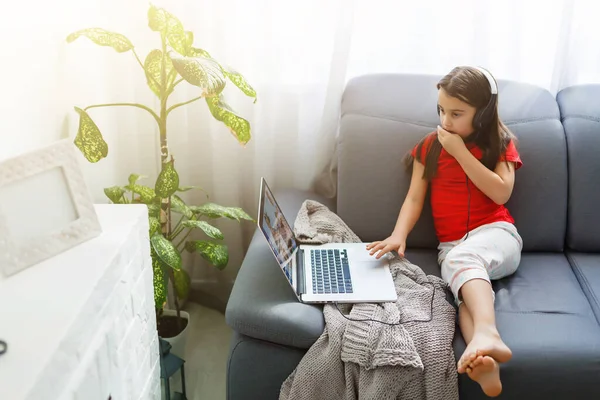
225,74 -> 600,400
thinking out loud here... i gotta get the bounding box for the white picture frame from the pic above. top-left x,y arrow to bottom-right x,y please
0,139 -> 102,277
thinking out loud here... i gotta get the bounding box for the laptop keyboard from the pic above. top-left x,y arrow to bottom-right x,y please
310,249 -> 353,294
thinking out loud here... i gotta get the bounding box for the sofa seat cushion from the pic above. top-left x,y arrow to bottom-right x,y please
567,252 -> 600,323
402,249 -> 442,278
225,189 -> 335,349
455,253 -> 600,399
557,84 -> 600,251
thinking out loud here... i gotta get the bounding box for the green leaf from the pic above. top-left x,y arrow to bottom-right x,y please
155,158 -> 180,198
147,4 -> 165,31
169,52 -> 226,97
185,240 -> 229,270
190,202 -> 254,221
128,173 -> 145,186
223,68 -> 257,103
150,233 -> 182,271
170,195 -> 193,218
147,4 -> 189,55
147,202 -> 161,219
149,216 -> 161,237
73,107 -> 109,163
181,220 -> 224,240
66,28 -> 134,53
146,202 -> 160,219
151,249 -> 168,309
178,185 -> 202,192
167,29 -> 189,57
206,95 -> 251,145
173,268 -> 191,301
144,49 -> 178,98
128,184 -> 156,204
187,47 -> 212,58
185,31 -> 194,48
178,185 -> 209,199
104,186 -> 125,203
184,47 -> 255,102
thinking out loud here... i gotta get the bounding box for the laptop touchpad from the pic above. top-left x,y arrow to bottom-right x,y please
348,247 -> 391,264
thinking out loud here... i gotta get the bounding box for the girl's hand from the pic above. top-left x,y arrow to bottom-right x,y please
437,125 -> 466,158
366,235 -> 406,260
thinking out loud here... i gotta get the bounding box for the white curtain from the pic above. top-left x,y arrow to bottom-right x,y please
4,0 -> 599,302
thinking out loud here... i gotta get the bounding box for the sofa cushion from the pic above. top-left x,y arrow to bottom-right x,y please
225,189 -> 331,349
502,118 -> 567,252
403,249 -> 442,278
557,84 -> 600,252
337,74 -> 567,251
227,332 -> 306,400
454,253 -> 600,399
492,253 -> 596,314
403,249 -> 460,306
567,252 -> 600,323
337,74 -> 442,249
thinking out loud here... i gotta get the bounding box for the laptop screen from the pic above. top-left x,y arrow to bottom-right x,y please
258,178 -> 298,286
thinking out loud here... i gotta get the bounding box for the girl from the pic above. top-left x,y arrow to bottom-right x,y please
366,66 -> 523,398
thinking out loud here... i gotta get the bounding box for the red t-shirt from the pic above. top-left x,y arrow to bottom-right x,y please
411,132 -> 523,242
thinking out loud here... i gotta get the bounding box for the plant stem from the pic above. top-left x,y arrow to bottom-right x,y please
175,228 -> 193,251
170,214 -> 186,240
166,95 -> 204,116
171,222 -> 188,241
85,103 -> 161,126
156,33 -> 180,321
173,78 -> 184,89
168,269 -> 182,332
158,31 -> 170,233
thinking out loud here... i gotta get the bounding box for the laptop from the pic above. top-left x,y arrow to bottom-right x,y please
258,177 -> 397,304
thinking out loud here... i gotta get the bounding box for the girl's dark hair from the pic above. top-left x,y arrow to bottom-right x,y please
404,66 -> 516,180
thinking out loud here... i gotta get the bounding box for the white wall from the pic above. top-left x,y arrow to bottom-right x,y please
0,0 -> 161,202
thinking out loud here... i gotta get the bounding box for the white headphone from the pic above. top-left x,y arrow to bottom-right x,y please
471,66 -> 498,129
473,66 -> 498,95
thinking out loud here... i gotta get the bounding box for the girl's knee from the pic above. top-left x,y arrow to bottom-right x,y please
444,262 -> 490,301
441,247 -> 483,278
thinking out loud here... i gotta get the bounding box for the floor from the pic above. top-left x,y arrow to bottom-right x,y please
163,301 -> 231,400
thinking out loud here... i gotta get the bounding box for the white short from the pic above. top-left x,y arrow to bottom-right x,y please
437,221 -> 523,307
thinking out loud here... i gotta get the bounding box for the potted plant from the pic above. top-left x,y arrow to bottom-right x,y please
66,3 -> 255,356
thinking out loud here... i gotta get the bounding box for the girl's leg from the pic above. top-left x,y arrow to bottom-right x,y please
459,300 -> 504,397
458,303 -> 474,343
440,222 -> 522,372
458,278 -> 512,370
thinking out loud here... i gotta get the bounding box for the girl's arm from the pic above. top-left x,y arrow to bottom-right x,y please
454,148 -> 516,205
368,158 -> 428,259
391,159 -> 428,240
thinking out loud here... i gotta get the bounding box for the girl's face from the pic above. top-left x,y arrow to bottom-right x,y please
437,88 -> 477,140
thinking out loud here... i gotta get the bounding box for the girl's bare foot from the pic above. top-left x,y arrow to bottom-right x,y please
466,356 -> 502,397
468,354 -> 484,369
458,328 -> 512,373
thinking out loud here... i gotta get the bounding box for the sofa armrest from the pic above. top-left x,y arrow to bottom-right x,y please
225,188 -> 335,349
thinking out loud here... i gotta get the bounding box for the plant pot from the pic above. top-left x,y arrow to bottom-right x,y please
158,309 -> 190,359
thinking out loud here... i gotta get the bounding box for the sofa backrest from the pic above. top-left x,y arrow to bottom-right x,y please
336,73 -> 567,252
557,84 -> 600,252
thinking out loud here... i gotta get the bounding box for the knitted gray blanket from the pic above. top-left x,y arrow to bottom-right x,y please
279,200 -> 458,400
